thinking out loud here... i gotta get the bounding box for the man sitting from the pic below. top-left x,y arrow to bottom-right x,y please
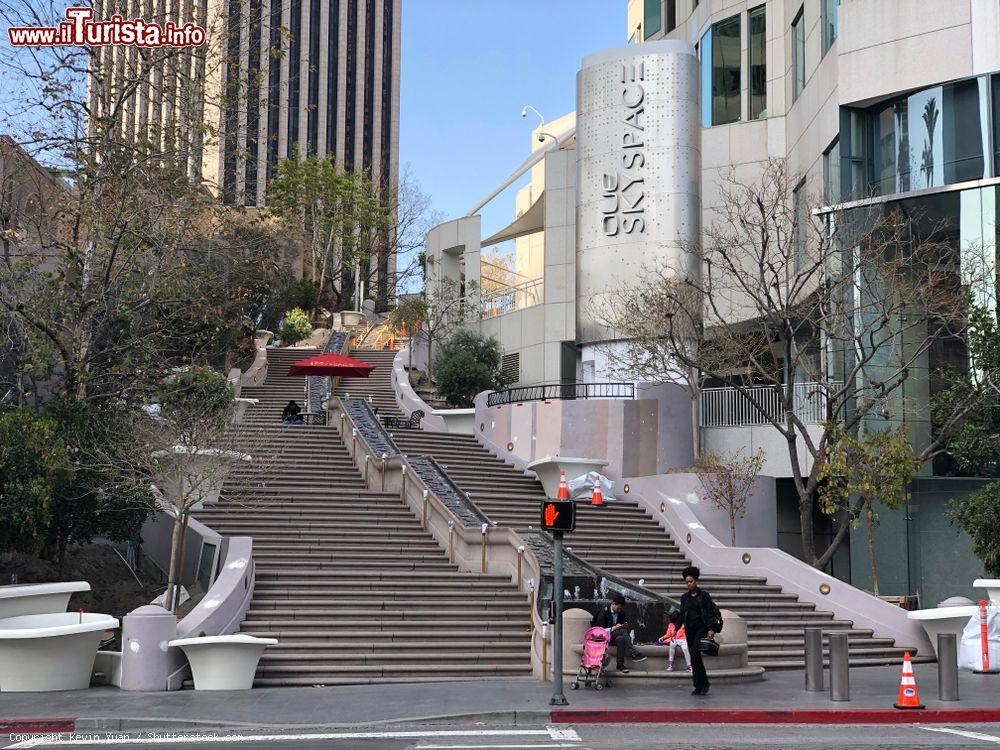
591,593 -> 647,673
281,400 -> 304,425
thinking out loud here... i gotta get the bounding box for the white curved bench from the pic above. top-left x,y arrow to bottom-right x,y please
169,634 -> 277,690
0,612 -> 118,691
0,582 -> 90,619
907,606 -> 978,661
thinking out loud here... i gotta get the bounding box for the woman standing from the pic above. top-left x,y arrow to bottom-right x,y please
677,565 -> 721,696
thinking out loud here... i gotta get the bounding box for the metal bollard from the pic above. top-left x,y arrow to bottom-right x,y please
364,454 -> 370,487
381,454 -> 387,492
480,523 -> 488,573
938,633 -> 960,701
447,521 -> 455,564
541,622 -> 549,681
516,545 -> 525,589
828,632 -> 850,701
400,466 -> 406,504
804,627 -> 824,692
421,490 -> 429,530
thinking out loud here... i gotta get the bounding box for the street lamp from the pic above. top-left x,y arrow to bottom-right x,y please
521,105 -> 557,144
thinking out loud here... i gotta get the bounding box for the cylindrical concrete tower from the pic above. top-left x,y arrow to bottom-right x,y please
575,40 -> 700,373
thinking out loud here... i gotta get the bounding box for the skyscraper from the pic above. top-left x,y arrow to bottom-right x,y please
90,0 -> 400,207
220,0 -> 400,207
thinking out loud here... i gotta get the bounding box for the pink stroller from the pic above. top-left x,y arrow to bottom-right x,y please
571,626 -> 612,691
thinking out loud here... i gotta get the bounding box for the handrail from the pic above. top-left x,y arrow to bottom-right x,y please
700,381 -> 842,427
487,382 -> 635,407
407,454 -> 493,527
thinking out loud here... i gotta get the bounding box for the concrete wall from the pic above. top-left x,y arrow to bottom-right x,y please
703,422 -> 823,477
475,384 -> 692,481
849,477 -> 993,607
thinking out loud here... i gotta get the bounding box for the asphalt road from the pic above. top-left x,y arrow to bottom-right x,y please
4,723 -> 1000,749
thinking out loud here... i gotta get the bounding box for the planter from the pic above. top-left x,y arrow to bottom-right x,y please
0,582 -> 90,619
340,310 -> 364,327
152,446 -> 252,510
430,408 -> 476,435
526,456 -> 610,498
974,579 -> 1000,605
0,612 -> 119,691
169,634 -> 277,690
907,606 -> 978,660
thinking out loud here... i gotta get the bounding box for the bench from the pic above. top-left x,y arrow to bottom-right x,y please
169,634 -> 278,690
383,409 -> 423,430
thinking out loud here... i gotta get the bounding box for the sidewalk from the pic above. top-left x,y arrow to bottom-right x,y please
2,664 -> 999,732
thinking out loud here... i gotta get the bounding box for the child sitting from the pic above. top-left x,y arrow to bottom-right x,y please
657,611 -> 692,672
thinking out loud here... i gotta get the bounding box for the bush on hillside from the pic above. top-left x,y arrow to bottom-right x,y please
950,482 -> 1000,577
157,367 -> 234,429
434,330 -> 504,407
280,308 -> 313,345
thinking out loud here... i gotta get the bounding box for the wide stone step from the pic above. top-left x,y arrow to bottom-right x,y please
252,663 -> 531,682
247,608 -> 527,620
242,619 -> 529,632
252,593 -> 528,604
259,652 -> 529,666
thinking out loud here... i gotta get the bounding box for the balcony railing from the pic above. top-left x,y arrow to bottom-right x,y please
487,382 -> 635,408
699,382 -> 841,428
480,277 -> 543,320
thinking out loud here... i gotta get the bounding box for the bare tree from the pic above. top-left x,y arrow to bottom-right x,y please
602,159 -> 986,569
697,449 -> 765,546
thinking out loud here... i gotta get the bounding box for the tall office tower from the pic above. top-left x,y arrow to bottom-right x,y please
218,0 -> 401,210
89,0 -> 401,300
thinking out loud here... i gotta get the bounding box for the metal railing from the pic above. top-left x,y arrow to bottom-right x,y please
699,381 -> 841,428
487,381 -> 635,408
480,277 -> 543,320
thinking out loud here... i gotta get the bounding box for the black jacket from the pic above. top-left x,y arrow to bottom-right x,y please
678,588 -> 720,638
591,604 -> 627,630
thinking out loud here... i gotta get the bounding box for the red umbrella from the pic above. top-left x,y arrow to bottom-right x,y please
286,352 -> 375,378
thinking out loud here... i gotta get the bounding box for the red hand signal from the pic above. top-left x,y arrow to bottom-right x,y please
544,503 -> 559,527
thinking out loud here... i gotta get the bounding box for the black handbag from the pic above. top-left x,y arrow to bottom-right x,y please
699,636 -> 720,657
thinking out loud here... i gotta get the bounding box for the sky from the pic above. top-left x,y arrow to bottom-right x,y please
399,0 -> 624,246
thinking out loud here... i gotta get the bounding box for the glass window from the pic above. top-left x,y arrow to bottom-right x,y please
712,16 -> 741,125
869,77 -> 988,195
644,0 -> 662,38
848,109 -> 870,199
666,0 -> 677,33
824,138 -> 841,204
793,181 -> 808,270
699,26 -> 712,127
701,15 -> 741,126
792,7 -> 805,102
822,0 -> 839,56
749,5 -> 766,120
993,75 -> 1000,175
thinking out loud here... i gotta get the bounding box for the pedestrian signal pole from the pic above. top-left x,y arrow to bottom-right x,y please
542,499 -> 574,706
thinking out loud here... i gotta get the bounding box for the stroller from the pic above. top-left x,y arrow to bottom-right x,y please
571,626 -> 612,691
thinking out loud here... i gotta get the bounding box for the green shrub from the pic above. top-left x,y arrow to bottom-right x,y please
434,330 -> 503,407
280,307 -> 313,345
279,278 -> 320,314
158,367 -> 234,428
950,482 -> 1000,577
0,409 -> 70,557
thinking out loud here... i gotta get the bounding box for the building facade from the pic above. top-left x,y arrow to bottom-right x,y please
424,0 -> 999,596
90,0 -> 400,208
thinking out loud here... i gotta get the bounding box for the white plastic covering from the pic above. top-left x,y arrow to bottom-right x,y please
567,472 -> 616,502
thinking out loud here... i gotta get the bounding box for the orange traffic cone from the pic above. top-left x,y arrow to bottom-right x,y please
557,471 -> 570,500
591,476 -> 604,506
893,652 -> 925,710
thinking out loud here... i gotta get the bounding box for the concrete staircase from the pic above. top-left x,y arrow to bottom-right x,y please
336,348 -> 925,669
195,347 -> 532,685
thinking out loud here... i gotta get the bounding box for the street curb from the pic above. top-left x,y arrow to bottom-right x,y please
550,708 -> 1000,724
8,710 -> 554,734
0,718 -> 76,734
